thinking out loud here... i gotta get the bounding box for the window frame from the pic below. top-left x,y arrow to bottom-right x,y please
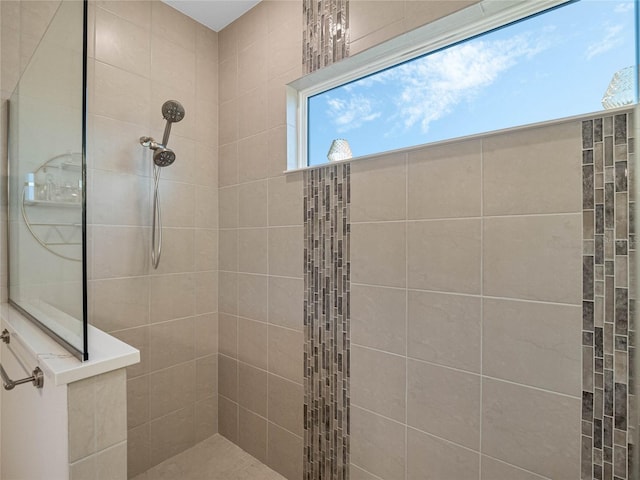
286,0 -> 578,171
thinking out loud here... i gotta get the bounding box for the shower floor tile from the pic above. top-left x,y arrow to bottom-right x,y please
132,434 -> 286,480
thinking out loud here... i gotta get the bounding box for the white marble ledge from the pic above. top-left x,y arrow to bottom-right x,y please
1,303 -> 139,386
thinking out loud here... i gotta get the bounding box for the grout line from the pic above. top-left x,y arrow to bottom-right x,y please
479,137 -> 484,478
404,152 -> 409,480
349,211 -> 582,225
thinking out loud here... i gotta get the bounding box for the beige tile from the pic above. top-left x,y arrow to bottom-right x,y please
238,180 -> 268,227
218,314 -> 238,358
219,99 -> 240,145
403,1 -> 478,32
91,169 -> 150,226
268,125 -> 288,176
268,325 -> 303,383
218,20 -> 237,62
483,215 -> 582,304
94,62 -> 150,126
483,122 -> 581,215
268,276 -> 303,331
238,363 -> 268,416
195,313 -> 218,357
407,427 -> 480,480
127,424 -> 150,478
219,141 -> 238,187
408,140 -> 481,219
238,317 -> 268,369
268,374 -> 303,437
483,298 -> 582,396
96,0 -> 151,29
70,455 -> 97,480
128,375 -> 149,429
351,153 -> 407,222
195,271 -> 218,315
349,0 -> 404,42
218,354 -> 238,402
90,277 -> 149,332
158,180 -> 195,228
407,219 -> 481,294
151,228 -> 195,275
149,317 -> 195,371
149,274 -> 195,323
219,229 -> 238,272
93,226 -> 148,278
238,273 -> 268,322
268,174 -> 303,226
238,131 -> 270,183
267,423 -> 303,480
239,86 -> 268,139
351,283 -> 406,355
96,442 -> 127,480
351,222 -> 406,288
149,406 -> 195,468
218,186 -> 238,228
481,456 -> 549,480
351,345 -> 406,422
407,359 -> 480,450
195,185 -> 218,228
95,7 -> 150,77
236,3 -> 268,52
150,1 -> 196,52
351,406 -> 405,480
238,408 -> 268,463
218,396 -> 239,444
91,115 -> 150,176
196,354 -> 218,401
95,369 -> 127,450
268,226 -> 303,278
238,228 -> 269,274
219,57 -> 238,105
482,378 -> 580,479
219,271 -> 238,315
238,40 -> 268,95
350,464 -> 379,480
350,18 -> 404,56
149,361 -> 196,419
267,6 -> 301,81
195,228 -> 218,272
195,396 -> 218,442
408,291 -> 481,372
111,327 -> 148,378
68,377 -> 96,462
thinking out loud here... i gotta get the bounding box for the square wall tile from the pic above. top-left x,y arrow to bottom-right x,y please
351,222 -> 406,288
407,219 -> 481,294
237,227 -> 269,274
408,290 -> 481,373
483,214 -> 582,304
408,139 -> 481,220
482,378 -> 580,479
483,298 -> 582,396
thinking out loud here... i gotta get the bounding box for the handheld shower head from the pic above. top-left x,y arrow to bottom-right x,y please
153,147 -> 176,167
161,100 -> 185,146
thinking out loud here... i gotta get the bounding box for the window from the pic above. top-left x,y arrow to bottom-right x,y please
288,0 -> 639,169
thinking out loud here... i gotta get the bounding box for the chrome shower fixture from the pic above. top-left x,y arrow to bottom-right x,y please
139,100 -> 186,269
139,100 -> 185,167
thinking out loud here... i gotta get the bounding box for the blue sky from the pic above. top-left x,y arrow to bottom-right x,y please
307,0 -> 638,165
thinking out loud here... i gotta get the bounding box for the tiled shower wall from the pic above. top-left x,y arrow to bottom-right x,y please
348,121 -> 584,478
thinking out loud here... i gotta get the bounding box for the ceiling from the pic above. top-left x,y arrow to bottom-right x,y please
162,0 -> 262,32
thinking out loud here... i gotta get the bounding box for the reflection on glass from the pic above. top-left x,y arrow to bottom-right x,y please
308,0 -> 638,165
8,0 -> 87,359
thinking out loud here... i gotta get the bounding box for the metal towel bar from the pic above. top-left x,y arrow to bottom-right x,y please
0,329 -> 44,390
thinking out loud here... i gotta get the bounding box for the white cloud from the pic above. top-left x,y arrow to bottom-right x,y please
325,94 -> 382,132
586,24 -> 624,59
614,2 -> 634,13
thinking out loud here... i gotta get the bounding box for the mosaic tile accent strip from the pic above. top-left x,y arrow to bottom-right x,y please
303,0 -> 349,74
582,112 -> 636,480
303,164 -> 351,480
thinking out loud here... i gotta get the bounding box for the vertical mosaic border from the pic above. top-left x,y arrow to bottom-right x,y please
303,164 -> 351,480
582,112 -> 636,480
302,0 -> 349,74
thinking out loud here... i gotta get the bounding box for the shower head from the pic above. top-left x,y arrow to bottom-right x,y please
161,100 -> 185,146
153,146 -> 176,167
162,100 -> 185,123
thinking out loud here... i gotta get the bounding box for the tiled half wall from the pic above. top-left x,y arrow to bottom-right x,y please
582,113 -> 637,480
